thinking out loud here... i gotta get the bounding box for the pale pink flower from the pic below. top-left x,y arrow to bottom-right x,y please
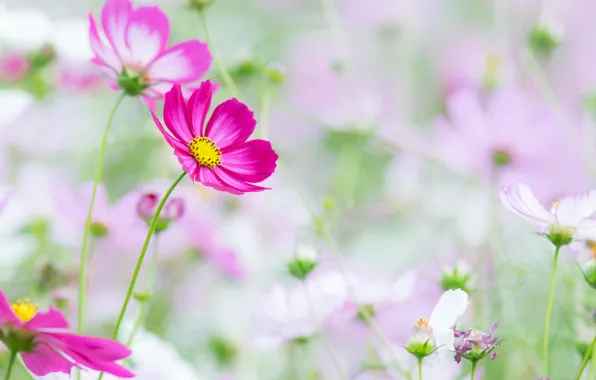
0,53 -> 30,83
89,0 -> 212,98
500,183 -> 596,243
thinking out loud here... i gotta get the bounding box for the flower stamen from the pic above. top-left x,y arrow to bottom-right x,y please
189,137 -> 222,168
11,299 -> 39,322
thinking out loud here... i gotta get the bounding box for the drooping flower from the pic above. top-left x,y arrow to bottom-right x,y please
500,183 -> 596,246
0,290 -> 133,377
88,0 -> 212,98
453,322 -> 501,364
152,81 -> 278,194
137,192 -> 184,233
406,289 -> 469,361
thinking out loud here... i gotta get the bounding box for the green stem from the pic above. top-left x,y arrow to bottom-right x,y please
471,361 -> 477,380
98,172 -> 186,380
417,358 -> 423,380
590,342 -> 596,379
197,8 -> 240,98
78,92 -> 125,334
4,352 -> 16,380
125,234 -> 159,348
542,245 -> 560,378
575,336 -> 596,380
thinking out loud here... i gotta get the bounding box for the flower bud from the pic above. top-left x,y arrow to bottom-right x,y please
582,259 -> 596,289
266,63 -> 286,85
406,318 -> 435,359
208,336 -> 238,369
288,245 -> 318,280
137,193 -> 185,233
546,222 -> 575,247
441,262 -> 473,293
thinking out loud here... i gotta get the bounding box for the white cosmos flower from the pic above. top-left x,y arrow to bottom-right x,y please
500,183 -> 596,244
408,289 -> 469,361
250,274 -> 345,348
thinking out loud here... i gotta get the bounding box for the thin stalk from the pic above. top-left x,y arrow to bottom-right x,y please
590,342 -> 596,379
98,172 -> 186,380
542,245 -> 561,378
417,358 -> 423,380
471,361 -> 478,380
575,336 -> 596,380
4,352 -> 16,380
197,8 -> 240,98
78,92 -> 125,335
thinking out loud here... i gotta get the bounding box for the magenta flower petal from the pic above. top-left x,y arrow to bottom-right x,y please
88,15 -> 122,73
0,292 -> 18,325
191,166 -> 238,193
213,167 -> 270,193
175,149 -> 198,174
100,0 -> 133,59
47,333 -> 132,362
164,84 -> 194,143
204,99 -> 256,149
125,5 -> 169,65
186,80 -> 215,137
21,344 -> 73,375
220,140 -> 278,183
24,307 -> 69,330
148,40 -> 212,84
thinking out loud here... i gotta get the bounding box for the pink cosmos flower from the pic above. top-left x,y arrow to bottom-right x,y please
0,53 -> 30,83
0,290 -> 133,377
152,81 -> 278,194
500,183 -> 596,244
88,0 -> 212,98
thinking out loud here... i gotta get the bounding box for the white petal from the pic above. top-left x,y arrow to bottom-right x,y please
433,327 -> 456,362
429,289 -> 469,330
499,183 -> 554,225
555,190 -> 596,226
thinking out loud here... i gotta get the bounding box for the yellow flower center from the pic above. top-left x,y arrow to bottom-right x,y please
189,137 -> 222,168
415,317 -> 429,328
11,299 -> 38,322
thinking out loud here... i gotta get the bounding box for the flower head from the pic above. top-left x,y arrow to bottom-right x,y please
89,0 -> 212,97
406,289 -> 469,361
137,192 -> 184,233
453,322 -> 501,364
0,290 -> 133,377
152,81 -> 278,194
500,183 -> 596,246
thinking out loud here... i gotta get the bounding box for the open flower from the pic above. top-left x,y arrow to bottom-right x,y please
454,322 -> 501,364
152,81 -> 278,194
0,290 -> 133,377
500,183 -> 596,246
406,289 -> 469,361
89,0 -> 212,97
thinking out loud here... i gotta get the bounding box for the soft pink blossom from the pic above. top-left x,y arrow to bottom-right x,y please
0,290 -> 133,377
88,0 -> 212,98
0,53 -> 30,83
152,81 -> 278,194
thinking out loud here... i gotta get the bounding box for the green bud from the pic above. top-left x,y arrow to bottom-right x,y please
546,223 -> 575,247
288,246 -> 318,280
90,221 -> 109,238
266,64 -> 285,85
208,336 -> 238,368
492,149 -> 512,167
441,262 -> 473,293
529,25 -> 560,58
582,259 -> 596,289
133,292 -> 152,303
117,68 -> 149,96
357,304 -> 375,322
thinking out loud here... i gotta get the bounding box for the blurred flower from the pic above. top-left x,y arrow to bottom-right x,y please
152,81 -> 278,194
0,53 -> 30,83
406,289 -> 469,361
453,322 -> 501,364
500,183 -> 596,246
137,192 -> 185,233
435,87 -> 588,201
441,262 -> 474,294
581,259 -> 596,289
250,273 -> 345,348
89,0 -> 212,97
186,216 -> 247,279
0,290 -> 133,377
